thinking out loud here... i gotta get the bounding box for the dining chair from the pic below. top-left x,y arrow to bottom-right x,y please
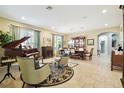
84,48 -> 94,60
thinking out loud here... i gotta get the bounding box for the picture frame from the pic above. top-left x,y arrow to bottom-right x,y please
87,39 -> 94,45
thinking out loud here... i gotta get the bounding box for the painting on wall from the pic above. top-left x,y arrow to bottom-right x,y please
87,39 -> 94,45
43,37 -> 52,46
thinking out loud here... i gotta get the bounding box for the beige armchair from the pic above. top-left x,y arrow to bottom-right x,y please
58,56 -> 69,67
17,57 -> 51,88
58,56 -> 69,75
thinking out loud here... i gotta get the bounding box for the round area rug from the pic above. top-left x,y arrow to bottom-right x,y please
39,66 -> 74,87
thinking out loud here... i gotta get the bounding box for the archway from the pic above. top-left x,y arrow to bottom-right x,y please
97,32 -> 119,56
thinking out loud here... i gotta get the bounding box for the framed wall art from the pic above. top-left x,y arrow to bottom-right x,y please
87,39 -> 94,45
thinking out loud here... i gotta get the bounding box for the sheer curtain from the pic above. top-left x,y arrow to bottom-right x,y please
10,25 -> 40,49
53,34 -> 63,51
10,24 -> 20,41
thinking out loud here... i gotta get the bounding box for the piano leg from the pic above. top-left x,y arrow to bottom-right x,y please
0,63 -> 15,84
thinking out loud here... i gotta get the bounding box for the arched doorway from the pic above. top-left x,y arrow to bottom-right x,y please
97,32 -> 118,56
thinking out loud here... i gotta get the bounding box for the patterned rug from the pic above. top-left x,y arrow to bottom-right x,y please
39,66 -> 74,87
68,62 -> 79,68
0,59 -> 75,87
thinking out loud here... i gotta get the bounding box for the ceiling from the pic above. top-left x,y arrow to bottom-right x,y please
0,5 -> 122,34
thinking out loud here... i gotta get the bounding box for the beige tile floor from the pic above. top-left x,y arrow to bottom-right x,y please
0,55 -> 122,88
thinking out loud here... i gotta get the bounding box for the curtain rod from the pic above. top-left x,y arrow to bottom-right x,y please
10,24 -> 41,32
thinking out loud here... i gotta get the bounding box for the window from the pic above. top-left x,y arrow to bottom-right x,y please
53,35 -> 63,51
19,28 -> 40,48
10,25 -> 40,49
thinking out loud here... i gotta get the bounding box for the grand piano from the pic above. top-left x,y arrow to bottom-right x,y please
0,37 -> 40,83
2,36 -> 40,57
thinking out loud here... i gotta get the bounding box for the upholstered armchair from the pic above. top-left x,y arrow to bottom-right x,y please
58,56 -> 69,74
17,57 -> 51,88
58,56 -> 69,67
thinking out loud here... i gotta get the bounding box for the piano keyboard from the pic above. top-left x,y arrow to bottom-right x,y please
26,52 -> 39,57
1,57 -> 17,63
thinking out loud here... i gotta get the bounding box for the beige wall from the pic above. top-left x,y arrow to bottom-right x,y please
0,17 -> 64,48
0,17 -> 41,33
63,34 -> 68,48
120,23 -> 123,47
66,26 -> 121,55
0,17 -> 122,56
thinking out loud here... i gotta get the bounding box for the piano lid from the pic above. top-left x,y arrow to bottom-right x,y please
2,37 -> 30,49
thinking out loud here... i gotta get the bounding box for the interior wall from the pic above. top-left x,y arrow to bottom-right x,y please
0,17 -> 122,56
0,17 -> 64,48
63,34 -> 68,48
98,33 -> 116,55
66,27 -> 121,56
0,17 -> 41,33
120,23 -> 123,48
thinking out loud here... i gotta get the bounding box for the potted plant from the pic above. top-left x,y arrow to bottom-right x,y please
0,30 -> 12,46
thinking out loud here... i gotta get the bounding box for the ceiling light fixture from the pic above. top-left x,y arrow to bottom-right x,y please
102,9 -> 107,13
46,6 -> 53,10
105,24 -> 108,26
70,29 -> 72,31
80,27 -> 84,29
21,16 -> 25,20
82,16 -> 87,19
51,26 -> 55,29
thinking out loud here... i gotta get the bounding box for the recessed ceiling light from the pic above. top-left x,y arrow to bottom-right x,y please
70,29 -> 72,31
82,16 -> 87,19
21,17 -> 25,20
51,26 -> 55,29
105,24 -> 108,26
102,9 -> 107,14
46,6 -> 53,10
80,27 -> 84,29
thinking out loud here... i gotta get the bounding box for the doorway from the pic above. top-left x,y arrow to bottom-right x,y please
100,41 -> 105,53
98,34 -> 107,55
97,32 -> 118,56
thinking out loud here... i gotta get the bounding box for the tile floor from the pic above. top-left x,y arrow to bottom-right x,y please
0,55 -> 122,88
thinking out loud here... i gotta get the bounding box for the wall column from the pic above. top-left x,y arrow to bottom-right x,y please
120,5 -> 124,88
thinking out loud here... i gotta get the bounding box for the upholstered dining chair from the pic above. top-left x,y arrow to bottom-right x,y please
84,48 -> 94,60
70,48 -> 75,54
17,57 -> 51,88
